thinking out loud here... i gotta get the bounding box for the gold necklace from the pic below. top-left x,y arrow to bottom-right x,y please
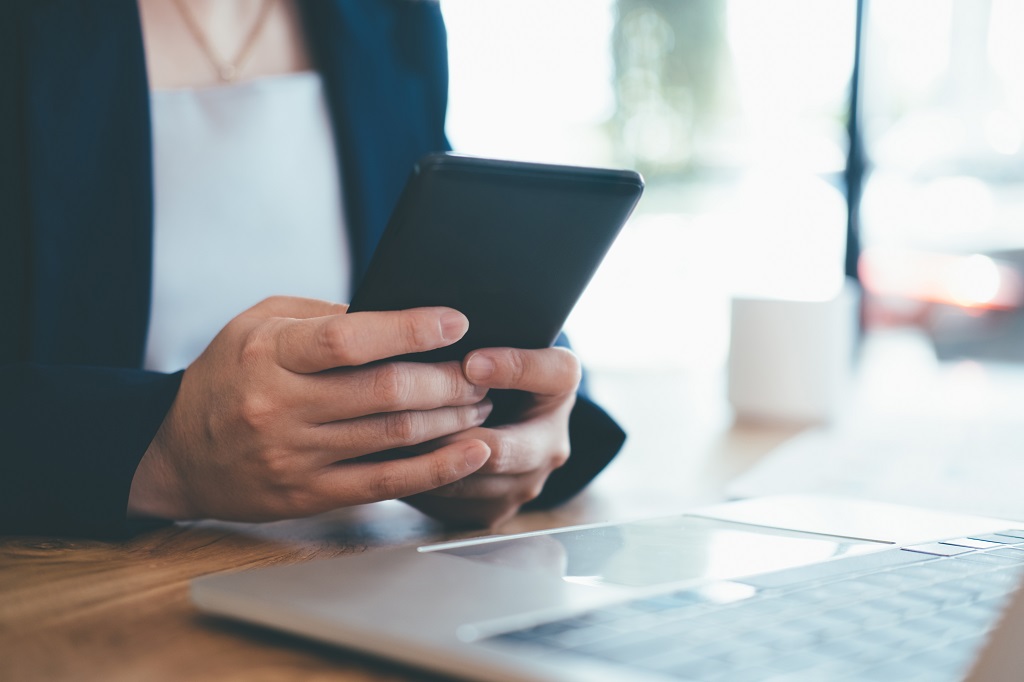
172,0 -> 278,83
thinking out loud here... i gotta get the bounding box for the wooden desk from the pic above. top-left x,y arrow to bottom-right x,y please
0,368 -> 800,681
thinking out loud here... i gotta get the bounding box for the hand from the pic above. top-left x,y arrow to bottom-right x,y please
403,346 -> 581,527
128,296 -> 492,522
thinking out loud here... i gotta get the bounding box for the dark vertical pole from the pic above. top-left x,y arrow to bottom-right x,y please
844,0 -> 866,280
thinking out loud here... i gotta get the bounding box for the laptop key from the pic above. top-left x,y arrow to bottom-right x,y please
969,533 -> 1024,545
526,621 -> 578,637
629,647 -> 729,678
770,615 -> 834,637
716,643 -> 778,667
922,585 -> 981,608
647,617 -> 725,640
545,623 -> 622,649
628,595 -> 688,612
942,537 -> 1006,550
993,529 -> 1024,540
825,604 -> 900,629
904,542 -> 975,557
905,559 -> 985,579
663,656 -> 728,680
857,572 -> 917,590
719,666 -> 778,682
764,649 -> 845,674
765,631 -> 819,650
865,597 -> 936,621
730,628 -> 779,646
805,612 -> 864,638
956,553 -> 1024,567
740,549 -> 934,590
987,547 -> 1024,561
598,635 -> 683,664
859,658 -> 932,682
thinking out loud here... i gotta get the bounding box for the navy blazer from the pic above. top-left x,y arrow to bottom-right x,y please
0,0 -> 625,538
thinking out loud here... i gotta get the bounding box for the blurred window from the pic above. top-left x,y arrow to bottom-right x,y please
861,0 -> 1024,255
442,1 -> 857,369
857,0 -> 1024,361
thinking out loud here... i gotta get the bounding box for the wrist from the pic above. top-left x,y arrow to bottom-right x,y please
127,424 -> 189,521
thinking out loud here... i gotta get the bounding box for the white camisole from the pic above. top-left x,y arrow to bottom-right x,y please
144,72 -> 351,372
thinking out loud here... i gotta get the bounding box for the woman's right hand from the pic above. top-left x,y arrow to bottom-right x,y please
127,296 -> 492,522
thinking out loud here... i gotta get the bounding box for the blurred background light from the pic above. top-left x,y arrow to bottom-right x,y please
442,0 -> 1024,368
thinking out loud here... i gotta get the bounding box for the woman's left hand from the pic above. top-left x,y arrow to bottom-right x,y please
403,346 -> 581,527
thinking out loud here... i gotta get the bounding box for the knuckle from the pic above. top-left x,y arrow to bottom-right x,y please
369,466 -> 407,501
479,503 -> 517,527
429,456 -> 457,490
431,479 -> 466,498
257,449 -> 293,479
238,326 -> 273,369
284,487 -> 323,517
253,491 -> 289,519
372,364 -> 408,410
507,350 -> 528,384
562,351 -> 583,392
261,295 -> 288,309
384,410 -> 418,444
403,313 -> 434,350
521,480 -> 545,504
238,393 -> 275,431
318,322 -> 357,367
249,296 -> 287,317
551,444 -> 571,469
446,363 -> 471,401
461,405 -> 483,429
486,433 -> 515,473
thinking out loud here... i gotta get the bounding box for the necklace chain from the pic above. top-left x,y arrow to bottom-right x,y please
172,0 -> 278,83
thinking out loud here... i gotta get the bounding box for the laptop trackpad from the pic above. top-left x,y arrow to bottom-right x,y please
425,515 -> 885,590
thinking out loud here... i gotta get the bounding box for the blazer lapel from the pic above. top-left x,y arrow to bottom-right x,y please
24,0 -> 153,367
299,0 -> 450,288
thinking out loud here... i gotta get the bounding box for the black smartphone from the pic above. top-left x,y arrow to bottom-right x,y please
348,153 -> 644,364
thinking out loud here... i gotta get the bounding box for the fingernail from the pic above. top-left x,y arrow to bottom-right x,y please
466,353 -> 496,381
440,311 -> 469,343
475,400 -> 494,421
462,441 -> 490,469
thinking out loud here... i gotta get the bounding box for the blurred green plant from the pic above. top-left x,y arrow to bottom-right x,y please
611,0 -> 731,176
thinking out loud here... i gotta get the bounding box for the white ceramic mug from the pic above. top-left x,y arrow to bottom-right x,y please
727,280 -> 860,424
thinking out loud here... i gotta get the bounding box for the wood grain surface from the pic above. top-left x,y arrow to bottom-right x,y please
0,504 -> 499,682
0,369 -> 798,681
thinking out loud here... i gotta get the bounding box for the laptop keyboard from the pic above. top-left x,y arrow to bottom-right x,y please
493,530 -> 1024,681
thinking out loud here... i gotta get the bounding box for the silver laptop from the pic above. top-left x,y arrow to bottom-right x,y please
191,494 -> 1024,681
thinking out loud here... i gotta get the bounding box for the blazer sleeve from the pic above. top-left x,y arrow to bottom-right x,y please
0,4 -> 181,539
526,396 -> 626,510
0,364 -> 182,538
524,334 -> 626,509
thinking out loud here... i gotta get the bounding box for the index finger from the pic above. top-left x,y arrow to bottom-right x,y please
463,347 -> 582,396
275,307 -> 469,373
313,439 -> 491,504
